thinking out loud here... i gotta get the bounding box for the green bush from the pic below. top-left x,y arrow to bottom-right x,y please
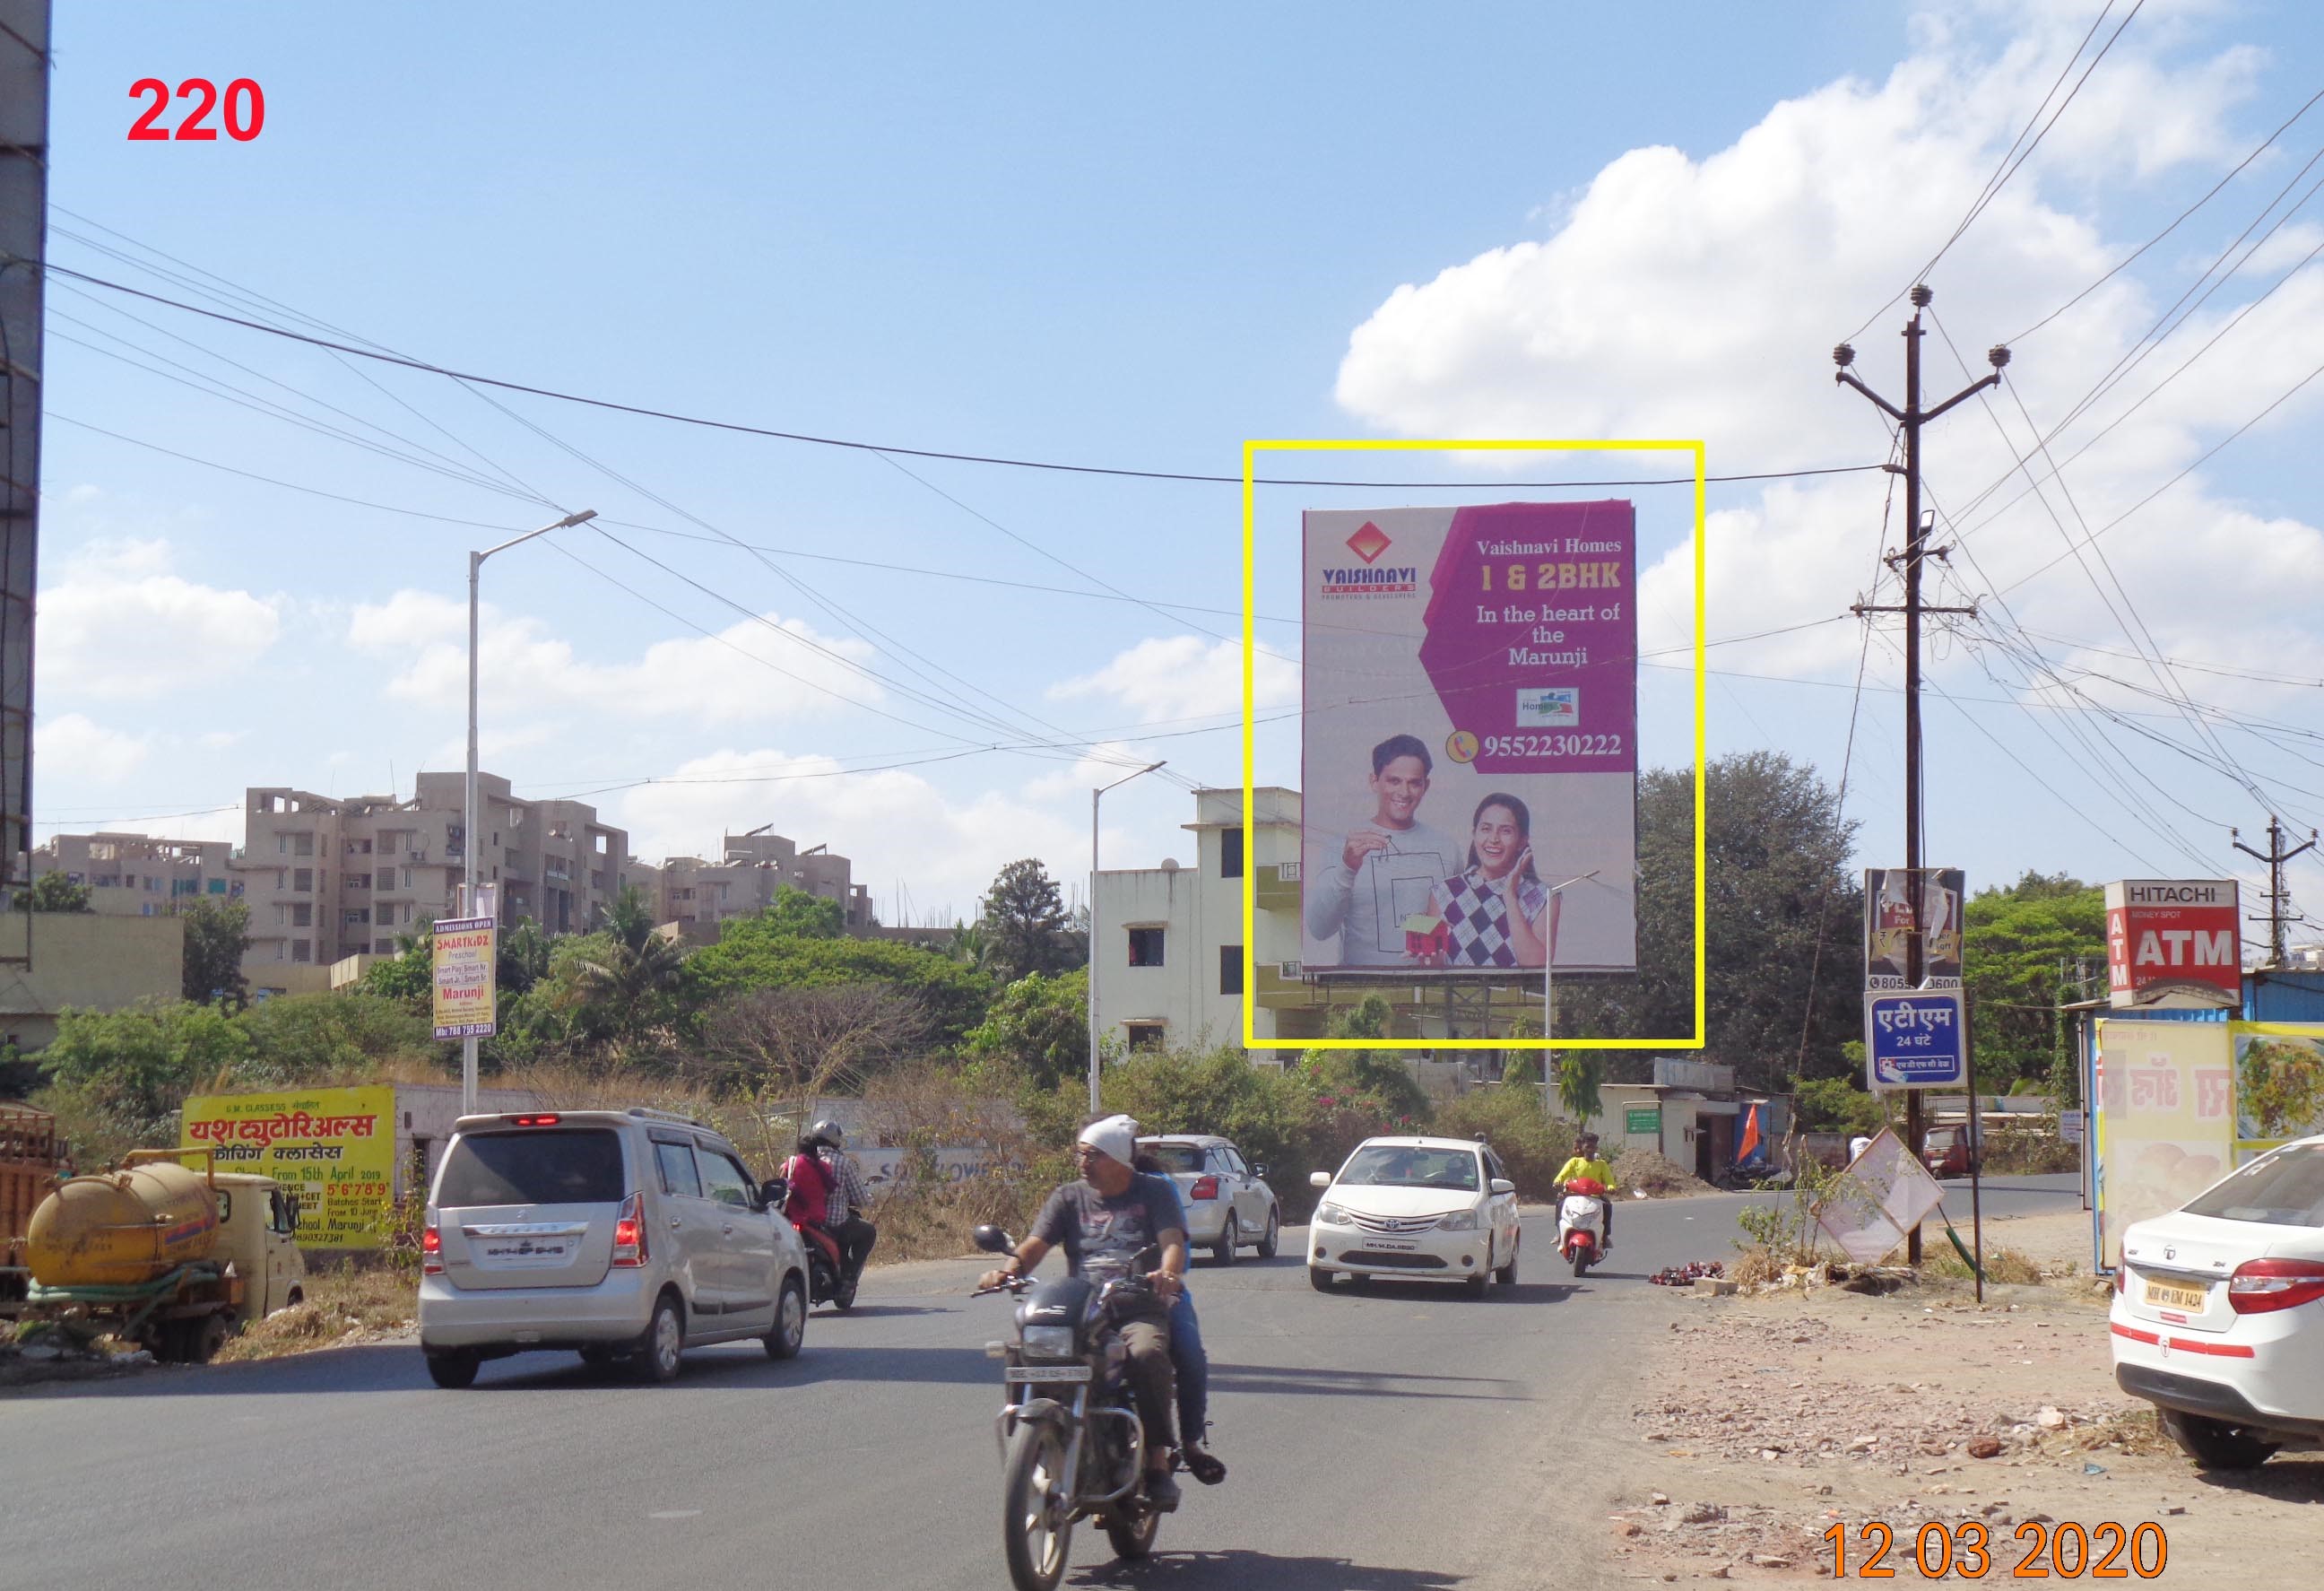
1433,1084 -> 1575,1200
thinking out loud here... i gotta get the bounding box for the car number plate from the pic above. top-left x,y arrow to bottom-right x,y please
2144,1278 -> 2207,1311
1368,1239 -> 1418,1251
479,1238 -> 573,1266
1006,1365 -> 1092,1384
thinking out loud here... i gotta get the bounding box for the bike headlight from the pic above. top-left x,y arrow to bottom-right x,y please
1019,1324 -> 1077,1360
1315,1202 -> 1354,1226
1436,1208 -> 1479,1231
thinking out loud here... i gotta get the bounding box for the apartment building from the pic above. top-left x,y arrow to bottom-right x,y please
237,774 -> 630,975
647,829 -> 872,933
31,833 -> 241,916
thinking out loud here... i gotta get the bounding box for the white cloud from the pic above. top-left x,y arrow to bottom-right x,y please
1049,635 -> 1300,726
347,590 -> 886,726
37,712 -> 149,784
39,540 -> 282,700
617,747 -> 1089,925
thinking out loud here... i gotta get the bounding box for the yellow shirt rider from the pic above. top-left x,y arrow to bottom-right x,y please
1552,1133 -> 1617,1253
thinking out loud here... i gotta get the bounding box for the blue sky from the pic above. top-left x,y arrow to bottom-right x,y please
34,1 -> 2324,943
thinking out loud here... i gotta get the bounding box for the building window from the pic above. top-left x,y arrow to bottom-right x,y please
292,869 -> 313,893
1219,944 -> 1244,996
1125,1022 -> 1166,1052
345,874 -> 371,891
375,938 -> 395,955
1127,926 -> 1166,968
1221,827 -> 1244,879
291,940 -> 313,963
290,904 -> 312,928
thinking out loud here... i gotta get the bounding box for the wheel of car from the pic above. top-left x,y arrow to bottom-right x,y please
1255,1207 -> 1280,1259
1495,1231 -> 1519,1286
2159,1408 -> 2279,1470
425,1350 -> 481,1389
766,1274 -> 808,1361
1213,1214 -> 1239,1266
634,1293 -> 684,1384
1307,1265 -> 1335,1292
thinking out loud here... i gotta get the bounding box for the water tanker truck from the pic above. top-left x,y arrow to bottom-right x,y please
19,1147 -> 307,1362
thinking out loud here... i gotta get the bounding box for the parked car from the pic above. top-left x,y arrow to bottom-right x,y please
2110,1134 -> 2324,1469
418,1107 -> 810,1388
1305,1135 -> 1521,1297
1136,1133 -> 1279,1264
1922,1125 -> 1981,1178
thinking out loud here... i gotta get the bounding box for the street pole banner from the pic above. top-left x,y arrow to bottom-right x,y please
2104,879 -> 2241,1008
431,914 -> 498,1039
1865,988 -> 1966,1091
1298,502 -> 1638,976
1864,866 -> 1964,990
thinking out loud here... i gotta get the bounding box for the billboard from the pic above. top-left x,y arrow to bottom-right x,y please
431,914 -> 498,1039
182,1086 -> 396,1249
2104,879 -> 2241,1008
1299,503 -> 1638,975
1864,866 -> 1964,989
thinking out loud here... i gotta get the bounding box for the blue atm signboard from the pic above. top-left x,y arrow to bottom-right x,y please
1866,991 -> 1966,1091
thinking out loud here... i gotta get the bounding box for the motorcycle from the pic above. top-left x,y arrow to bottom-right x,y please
972,1223 -> 1173,1591
1558,1176 -> 1609,1277
767,1175 -> 861,1311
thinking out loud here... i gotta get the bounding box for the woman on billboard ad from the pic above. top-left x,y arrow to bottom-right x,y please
1409,793 -> 1557,969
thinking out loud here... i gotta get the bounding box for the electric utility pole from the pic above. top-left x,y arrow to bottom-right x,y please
1837,284 -> 2010,1266
2233,815 -> 2317,969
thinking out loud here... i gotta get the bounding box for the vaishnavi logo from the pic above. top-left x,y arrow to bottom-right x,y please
1346,522 -> 1392,564
1515,688 -> 1578,726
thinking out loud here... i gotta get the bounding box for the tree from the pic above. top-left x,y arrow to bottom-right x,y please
1557,752 -> 1863,1090
560,887 -> 690,1044
689,925 -> 994,1044
234,992 -> 433,1087
967,969 -> 1089,1093
39,1000 -> 253,1155
1556,1053 -> 1603,1124
498,917 -> 551,996
180,900 -> 251,1010
981,858 -> 1078,981
362,927 -> 435,1004
18,874 -> 92,912
699,983 -> 928,1100
759,886 -> 845,940
1962,871 -> 2104,1095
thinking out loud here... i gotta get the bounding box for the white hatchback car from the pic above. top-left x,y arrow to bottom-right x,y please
1306,1135 -> 1521,1296
1137,1134 -> 1280,1264
2110,1134 -> 2324,1468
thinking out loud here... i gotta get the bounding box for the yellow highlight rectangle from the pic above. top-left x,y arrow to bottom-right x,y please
1240,439 -> 1706,1051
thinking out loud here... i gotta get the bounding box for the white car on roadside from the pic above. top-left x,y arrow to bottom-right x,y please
2110,1133 -> 2324,1468
1136,1134 -> 1280,1264
1305,1135 -> 1521,1297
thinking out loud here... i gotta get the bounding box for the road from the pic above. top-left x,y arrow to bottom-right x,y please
0,1178 -> 2085,1591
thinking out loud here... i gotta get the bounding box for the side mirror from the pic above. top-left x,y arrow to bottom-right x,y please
1252,1163 -> 1268,1178
759,1178 -> 788,1209
1490,1178 -> 1515,1195
972,1224 -> 1015,1255
1308,1171 -> 1331,1190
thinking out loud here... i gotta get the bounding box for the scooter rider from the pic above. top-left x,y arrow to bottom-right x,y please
1552,1132 -> 1618,1255
811,1121 -> 877,1282
1134,1150 -> 1227,1487
978,1115 -> 1187,1509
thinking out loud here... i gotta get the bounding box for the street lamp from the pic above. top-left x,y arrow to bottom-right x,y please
1538,869 -> 1600,1125
463,509 -> 596,1112
1088,760 -> 1167,1113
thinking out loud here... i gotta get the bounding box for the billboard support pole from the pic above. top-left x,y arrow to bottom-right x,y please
1837,287 -> 2007,1266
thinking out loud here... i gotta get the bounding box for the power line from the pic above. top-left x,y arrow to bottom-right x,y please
32,258 -> 1886,491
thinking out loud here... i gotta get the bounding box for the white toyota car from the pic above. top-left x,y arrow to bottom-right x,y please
2110,1134 -> 2324,1468
1306,1135 -> 1521,1296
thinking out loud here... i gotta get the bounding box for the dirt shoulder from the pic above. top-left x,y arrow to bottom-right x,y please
1604,1212 -> 2324,1585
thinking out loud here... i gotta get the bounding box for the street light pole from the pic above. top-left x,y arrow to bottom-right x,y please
463,509 -> 596,1113
1539,869 -> 1600,1125
1088,761 -> 1166,1115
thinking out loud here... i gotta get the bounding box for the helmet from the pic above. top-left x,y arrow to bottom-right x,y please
808,1120 -> 845,1150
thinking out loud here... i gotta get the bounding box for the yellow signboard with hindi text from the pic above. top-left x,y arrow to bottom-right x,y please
181,1085 -> 396,1249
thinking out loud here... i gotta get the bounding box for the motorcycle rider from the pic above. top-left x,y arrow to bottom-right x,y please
782,1130 -> 840,1263
811,1120 -> 878,1282
1551,1131 -> 1618,1255
978,1114 -> 1187,1509
1133,1150 -> 1227,1487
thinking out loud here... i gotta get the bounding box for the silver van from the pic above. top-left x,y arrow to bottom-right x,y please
418,1108 -> 810,1387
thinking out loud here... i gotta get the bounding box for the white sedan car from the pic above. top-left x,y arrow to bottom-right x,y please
2110,1134 -> 2324,1468
1305,1135 -> 1521,1297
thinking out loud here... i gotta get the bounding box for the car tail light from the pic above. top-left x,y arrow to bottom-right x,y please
2226,1258 -> 2324,1315
611,1192 -> 647,1268
509,1113 -> 560,1126
421,1214 -> 442,1276
2113,1264 -> 2125,1295
1189,1177 -> 1219,1201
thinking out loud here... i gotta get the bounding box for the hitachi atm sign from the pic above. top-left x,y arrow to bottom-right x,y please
2104,879 -> 2242,1009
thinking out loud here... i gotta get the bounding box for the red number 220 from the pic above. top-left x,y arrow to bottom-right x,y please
128,79 -> 264,142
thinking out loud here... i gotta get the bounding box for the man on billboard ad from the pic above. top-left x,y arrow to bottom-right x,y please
1299,502 -> 1638,976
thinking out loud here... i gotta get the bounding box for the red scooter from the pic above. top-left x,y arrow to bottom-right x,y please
1557,1177 -> 1609,1278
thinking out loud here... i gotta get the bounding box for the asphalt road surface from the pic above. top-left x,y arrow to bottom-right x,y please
0,1178 -> 2085,1591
